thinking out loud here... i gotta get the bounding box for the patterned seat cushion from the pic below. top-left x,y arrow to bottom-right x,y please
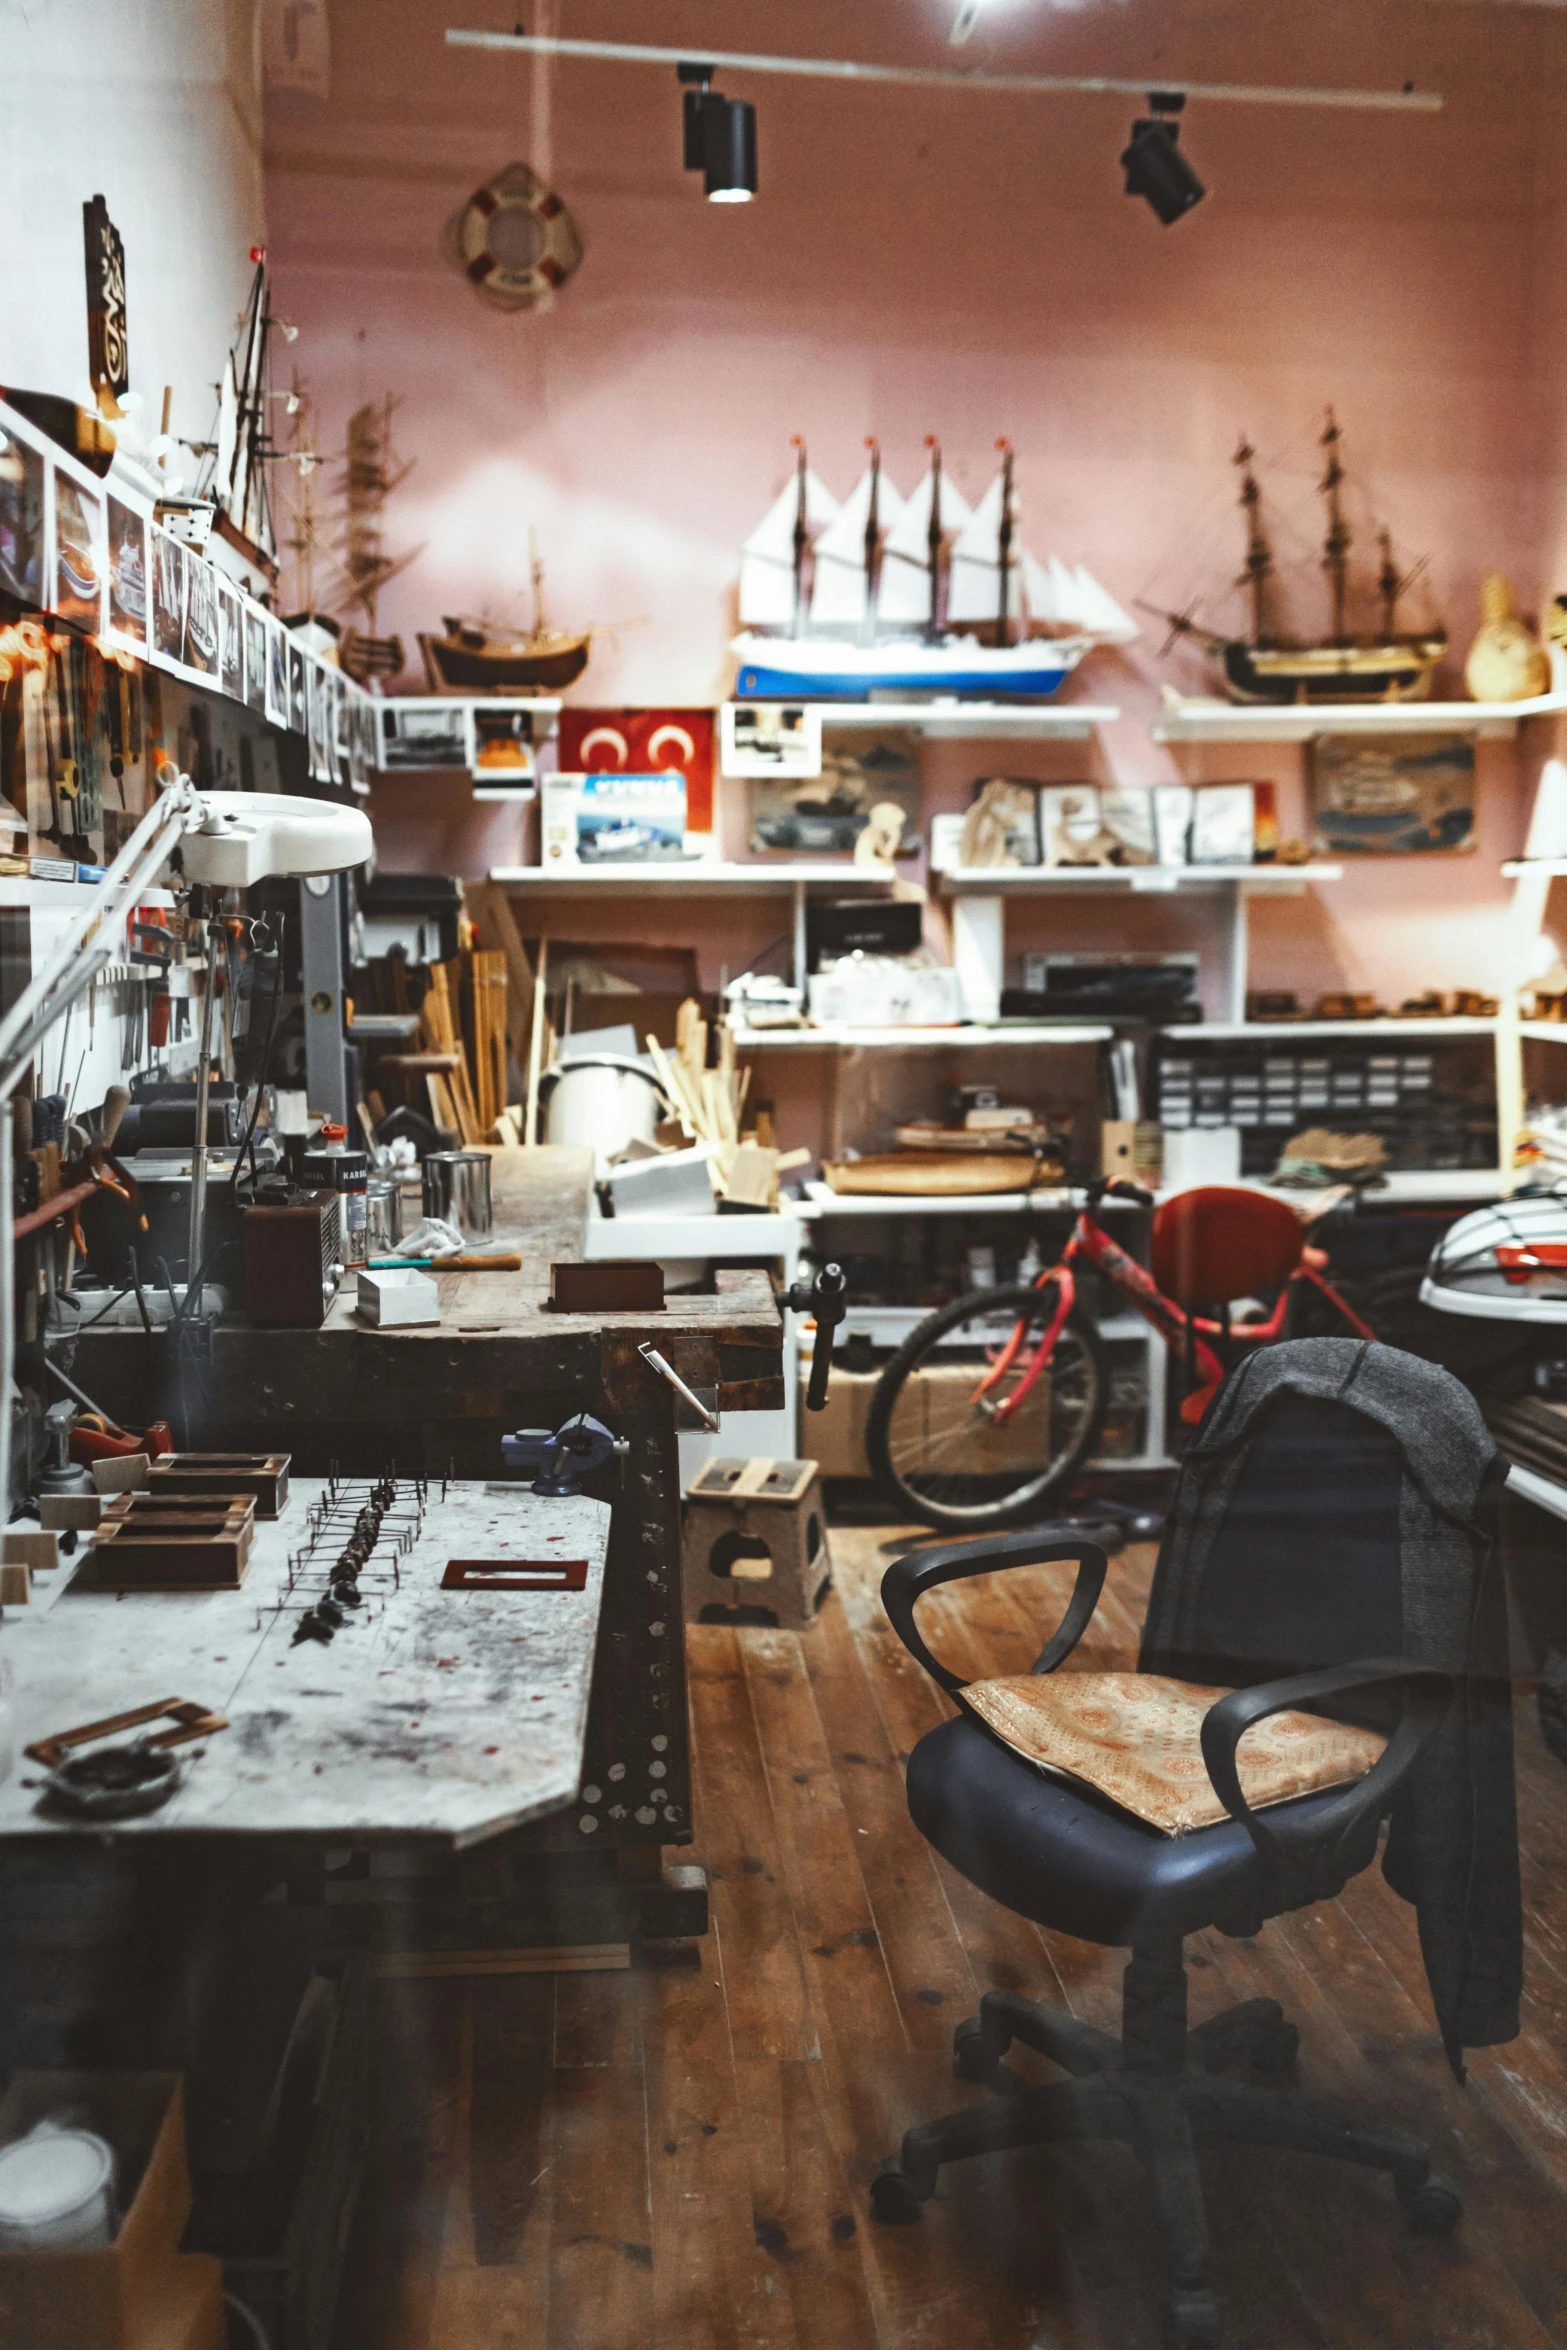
962,1672 -> 1386,1838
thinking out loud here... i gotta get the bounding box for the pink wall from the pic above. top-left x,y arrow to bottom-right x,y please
267,0 -> 1567,1025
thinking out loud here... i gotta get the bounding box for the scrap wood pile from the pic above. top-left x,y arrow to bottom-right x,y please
646,1001 -> 806,1207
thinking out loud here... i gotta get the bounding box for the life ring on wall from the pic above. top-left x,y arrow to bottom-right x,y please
449,161 -> 583,312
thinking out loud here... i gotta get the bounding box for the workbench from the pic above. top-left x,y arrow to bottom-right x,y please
66,1144 -> 786,1887
0,1480 -> 609,1846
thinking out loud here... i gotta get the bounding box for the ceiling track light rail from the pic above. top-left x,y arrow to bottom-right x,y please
448,28 -> 1442,114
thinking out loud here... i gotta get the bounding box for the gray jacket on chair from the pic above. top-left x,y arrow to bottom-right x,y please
1142,1336 -> 1522,2076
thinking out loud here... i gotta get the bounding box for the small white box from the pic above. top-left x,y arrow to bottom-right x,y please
356,1266 -> 441,1327
607,1147 -> 718,1218
1162,1125 -> 1243,1189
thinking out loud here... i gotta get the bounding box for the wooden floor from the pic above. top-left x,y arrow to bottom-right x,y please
332,1526 -> 1567,2349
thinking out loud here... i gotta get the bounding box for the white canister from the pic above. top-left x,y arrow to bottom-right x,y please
541,1058 -> 668,1177
0,2124 -> 116,2250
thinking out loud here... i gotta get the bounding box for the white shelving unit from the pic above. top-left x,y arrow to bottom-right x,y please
1151,696 -> 1567,744
722,698 -> 1119,742
491,860 -> 895,891
1161,1016 -> 1498,1041
931,862 -> 1344,1026
732,1022 -> 1112,1052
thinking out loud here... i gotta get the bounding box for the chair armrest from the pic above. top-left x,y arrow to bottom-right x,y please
1199,1658 -> 1454,1873
880,1532 -> 1108,1698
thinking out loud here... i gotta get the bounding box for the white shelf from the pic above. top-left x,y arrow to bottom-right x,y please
1164,1170 -> 1503,1207
1505,861 -> 1567,880
1521,1022 -> 1567,1044
1161,1017 -> 1499,1040
800,1181 -> 1138,1217
0,878 -> 106,910
490,861 -> 897,892
724,700 -> 1119,742
1151,697 -> 1564,744
935,863 -> 1343,895
731,1022 -> 1112,1051
585,1209 -> 804,1261
814,1303 -> 1152,1347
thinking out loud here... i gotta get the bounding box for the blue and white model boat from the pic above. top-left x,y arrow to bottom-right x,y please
731,439 -> 1136,701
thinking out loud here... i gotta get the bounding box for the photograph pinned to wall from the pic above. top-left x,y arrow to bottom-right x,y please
182,551 -> 218,679
265,612 -> 289,726
306,658 -> 328,782
959,777 -> 1040,869
243,602 -> 268,711
750,724 -> 919,856
1042,784 -> 1115,867
105,496 -> 148,651
1099,788 -> 1159,866
288,638 -> 308,734
1152,784 -> 1193,866
52,469 -> 103,631
217,580 -> 243,700
1190,785 -> 1256,866
150,527 -> 186,664
0,423 -> 45,605
559,708 -> 715,831
1309,734 -> 1476,855
722,701 -> 821,781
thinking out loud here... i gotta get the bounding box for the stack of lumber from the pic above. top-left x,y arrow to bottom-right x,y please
647,1003 -> 806,1207
418,961 -> 484,1144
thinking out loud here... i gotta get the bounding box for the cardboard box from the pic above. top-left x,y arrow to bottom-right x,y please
0,2073 -> 191,2350
136,2255 -> 224,2350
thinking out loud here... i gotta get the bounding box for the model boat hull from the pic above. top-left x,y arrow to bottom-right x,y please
731,631 -> 1088,701
1218,636 -> 1445,705
419,629 -> 590,695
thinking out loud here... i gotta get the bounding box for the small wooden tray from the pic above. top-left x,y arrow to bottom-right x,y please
145,1451 -> 291,1518
821,1154 -> 1054,1197
89,1499 -> 256,1590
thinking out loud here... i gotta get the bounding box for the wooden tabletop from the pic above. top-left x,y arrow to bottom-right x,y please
0,1479 -> 610,1848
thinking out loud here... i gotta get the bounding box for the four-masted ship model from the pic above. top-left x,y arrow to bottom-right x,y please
1149,410 -> 1446,704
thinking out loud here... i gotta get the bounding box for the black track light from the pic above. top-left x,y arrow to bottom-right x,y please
676,63 -> 758,202
703,96 -> 758,203
1121,91 -> 1205,225
678,60 -> 716,171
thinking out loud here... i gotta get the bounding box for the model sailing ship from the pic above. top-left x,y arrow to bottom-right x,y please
1149,411 -> 1447,704
731,437 -> 1137,700
201,254 -> 284,570
420,533 -> 590,694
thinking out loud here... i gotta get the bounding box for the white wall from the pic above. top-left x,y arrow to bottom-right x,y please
0,0 -> 265,453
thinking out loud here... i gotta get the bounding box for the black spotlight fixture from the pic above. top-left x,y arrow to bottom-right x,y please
676,61 -> 759,203
1121,91 -> 1205,225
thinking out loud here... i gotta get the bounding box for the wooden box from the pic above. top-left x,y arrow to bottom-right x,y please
90,1499 -> 256,1590
145,1453 -> 290,1518
0,2071 -> 194,2350
547,1259 -> 665,1314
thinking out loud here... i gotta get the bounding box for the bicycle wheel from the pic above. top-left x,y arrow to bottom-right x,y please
866,1280 -> 1108,1531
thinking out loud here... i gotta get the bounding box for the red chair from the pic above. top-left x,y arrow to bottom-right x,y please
1151,1187 -> 1306,1422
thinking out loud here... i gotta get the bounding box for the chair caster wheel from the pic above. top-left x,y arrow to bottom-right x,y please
1165,2286 -> 1221,2347
952,2017 -> 1001,2083
1250,2020 -> 1299,2078
870,2159 -> 927,2226
1400,2178 -> 1462,2237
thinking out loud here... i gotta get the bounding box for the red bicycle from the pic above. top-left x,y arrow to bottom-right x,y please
865,1177 -> 1376,1530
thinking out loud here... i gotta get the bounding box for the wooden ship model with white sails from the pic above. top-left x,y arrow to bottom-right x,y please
1150,410 -> 1447,704
731,436 -> 1137,700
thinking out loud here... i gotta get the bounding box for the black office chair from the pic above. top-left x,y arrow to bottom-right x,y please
871,1374 -> 1502,2349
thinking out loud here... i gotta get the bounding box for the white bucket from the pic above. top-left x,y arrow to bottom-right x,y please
0,2124 -> 116,2250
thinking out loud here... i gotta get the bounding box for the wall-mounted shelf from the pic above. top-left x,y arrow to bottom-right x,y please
800,1182 -> 1080,1217
723,699 -> 1118,742
1151,697 -> 1567,744
1504,860 -> 1567,880
1521,1021 -> 1567,1044
1161,1016 -> 1500,1041
731,1022 -> 1112,1051
491,861 -> 898,892
935,862 -> 1343,895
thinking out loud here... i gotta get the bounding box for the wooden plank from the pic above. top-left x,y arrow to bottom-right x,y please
546,2067 -> 654,2350
685,1626 -> 815,2064
554,1968 -> 647,2070
468,1973 -> 556,2269
731,2056 -> 881,2350
466,879 -> 536,1072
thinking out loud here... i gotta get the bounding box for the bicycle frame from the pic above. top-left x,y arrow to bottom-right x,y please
978,1200 -> 1375,1428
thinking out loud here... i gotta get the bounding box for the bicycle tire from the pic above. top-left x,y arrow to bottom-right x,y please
866,1279 -> 1108,1531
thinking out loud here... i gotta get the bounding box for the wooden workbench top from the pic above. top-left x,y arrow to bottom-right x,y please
0,1479 -> 610,1848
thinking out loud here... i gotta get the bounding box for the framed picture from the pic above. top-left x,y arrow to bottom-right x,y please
288,638 -> 307,734
218,580 -> 243,700
182,552 -> 219,677
1309,734 -> 1476,857
0,423 -> 45,605
558,707 -> 714,831
265,613 -> 289,726
150,527 -> 186,664
243,603 -> 268,711
722,701 -> 821,780
749,724 -> 918,856
106,495 -> 149,651
52,468 -> 104,631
